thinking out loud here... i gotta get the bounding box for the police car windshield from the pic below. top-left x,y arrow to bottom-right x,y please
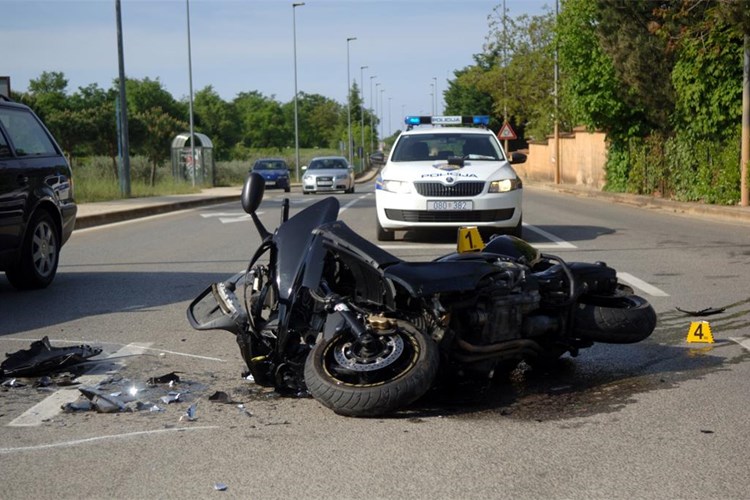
392,133 -> 505,162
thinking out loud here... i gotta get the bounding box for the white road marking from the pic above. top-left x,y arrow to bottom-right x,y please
339,193 -> 371,214
617,272 -> 670,297
7,342 -> 152,427
523,224 -> 577,248
730,337 -> 750,352
378,242 -> 575,251
2,339 -> 223,362
0,426 -> 220,454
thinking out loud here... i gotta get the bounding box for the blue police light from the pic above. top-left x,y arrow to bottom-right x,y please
405,116 -> 422,125
472,115 -> 490,125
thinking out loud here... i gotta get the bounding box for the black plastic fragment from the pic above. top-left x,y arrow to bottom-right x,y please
208,391 -> 239,404
676,306 -> 726,317
147,372 -> 182,385
1,337 -> 102,377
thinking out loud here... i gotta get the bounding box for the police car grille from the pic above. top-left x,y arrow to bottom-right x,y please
414,181 -> 485,197
385,208 -> 515,223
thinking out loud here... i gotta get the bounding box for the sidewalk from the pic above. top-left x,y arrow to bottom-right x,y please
74,167 -> 382,230
75,170 -> 750,230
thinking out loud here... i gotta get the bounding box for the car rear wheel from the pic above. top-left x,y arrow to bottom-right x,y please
6,210 -> 60,289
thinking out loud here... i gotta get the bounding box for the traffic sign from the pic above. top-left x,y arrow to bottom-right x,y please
498,122 -> 517,140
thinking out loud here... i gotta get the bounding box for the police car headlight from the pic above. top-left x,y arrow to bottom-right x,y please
382,180 -> 412,194
489,178 -> 522,193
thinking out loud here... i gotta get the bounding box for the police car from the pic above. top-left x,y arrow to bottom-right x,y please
375,115 -> 525,241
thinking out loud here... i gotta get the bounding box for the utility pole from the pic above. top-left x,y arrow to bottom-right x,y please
115,0 -> 130,196
742,34 -> 749,206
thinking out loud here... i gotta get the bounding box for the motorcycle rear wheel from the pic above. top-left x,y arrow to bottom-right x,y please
574,293 -> 657,344
304,321 -> 439,417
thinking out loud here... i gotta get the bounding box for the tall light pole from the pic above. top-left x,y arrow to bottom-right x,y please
346,36 -> 357,165
292,2 -> 304,182
115,0 -> 130,196
433,76 -> 438,114
379,88 -> 385,139
430,83 -> 435,115
375,81 -> 381,148
369,75 -> 376,152
388,96 -> 392,136
359,65 -> 368,172
186,0 -> 197,186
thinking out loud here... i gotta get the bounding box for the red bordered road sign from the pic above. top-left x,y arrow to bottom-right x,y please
497,122 -> 517,140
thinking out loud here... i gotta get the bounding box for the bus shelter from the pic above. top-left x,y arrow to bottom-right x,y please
171,132 -> 215,185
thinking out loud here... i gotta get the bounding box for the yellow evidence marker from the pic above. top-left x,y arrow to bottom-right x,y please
686,321 -> 714,343
457,226 -> 485,253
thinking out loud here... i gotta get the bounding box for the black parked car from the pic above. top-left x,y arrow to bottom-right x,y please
0,96 -> 77,289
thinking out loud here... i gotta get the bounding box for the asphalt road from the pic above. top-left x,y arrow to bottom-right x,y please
1,182 -> 749,499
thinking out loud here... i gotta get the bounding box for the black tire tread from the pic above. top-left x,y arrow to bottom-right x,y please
574,293 -> 657,344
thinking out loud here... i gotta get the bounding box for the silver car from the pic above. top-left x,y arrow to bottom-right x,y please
302,156 -> 355,194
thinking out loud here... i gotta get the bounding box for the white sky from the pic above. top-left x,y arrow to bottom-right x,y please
1,0 -> 551,134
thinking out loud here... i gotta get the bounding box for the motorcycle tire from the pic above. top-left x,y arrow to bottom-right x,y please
304,321 -> 439,417
574,293 -> 657,344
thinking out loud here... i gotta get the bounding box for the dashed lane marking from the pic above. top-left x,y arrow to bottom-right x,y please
730,337 -> 750,352
0,426 -> 220,454
7,342 -> 152,427
617,272 -> 670,297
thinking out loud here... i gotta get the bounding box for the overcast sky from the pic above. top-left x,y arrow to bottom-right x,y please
1,0 -> 551,134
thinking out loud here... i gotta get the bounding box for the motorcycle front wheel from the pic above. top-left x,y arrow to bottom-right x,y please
304,321 -> 439,417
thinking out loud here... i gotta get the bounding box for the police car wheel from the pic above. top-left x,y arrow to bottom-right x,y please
376,218 -> 394,241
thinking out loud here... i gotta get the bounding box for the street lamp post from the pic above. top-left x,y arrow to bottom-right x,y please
346,36 -> 357,165
380,88 -> 385,139
360,65 -> 368,172
186,0 -> 197,186
430,83 -> 435,115
292,2 -> 305,183
375,81 -> 380,148
433,76 -> 438,115
369,75 -> 376,152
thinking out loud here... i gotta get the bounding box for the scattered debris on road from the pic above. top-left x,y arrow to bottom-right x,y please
1,336 -> 101,377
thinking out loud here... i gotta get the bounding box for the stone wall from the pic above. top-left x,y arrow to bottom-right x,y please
514,127 -> 608,189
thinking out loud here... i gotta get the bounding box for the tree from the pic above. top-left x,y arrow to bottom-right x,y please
133,107 -> 187,186
192,86 -> 240,161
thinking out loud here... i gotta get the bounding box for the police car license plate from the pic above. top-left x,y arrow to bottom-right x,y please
427,200 -> 473,210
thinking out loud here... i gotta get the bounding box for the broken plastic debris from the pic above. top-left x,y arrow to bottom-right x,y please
147,372 -> 182,385
214,483 -> 228,491
1,336 -> 102,377
180,403 -> 197,422
209,391 -> 238,404
135,401 -> 164,412
676,306 -> 726,317
161,392 -> 181,404
62,399 -> 93,413
237,404 -> 252,417
78,386 -> 132,413
2,378 -> 25,388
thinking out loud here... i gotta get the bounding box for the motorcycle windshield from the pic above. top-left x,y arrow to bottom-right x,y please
274,197 -> 340,301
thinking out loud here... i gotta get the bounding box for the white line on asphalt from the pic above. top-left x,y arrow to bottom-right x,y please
2,338 -> 224,362
0,426 -> 220,454
730,337 -> 750,352
378,242 -> 576,251
617,272 -> 670,297
523,224 -> 578,248
7,342 -> 152,427
339,193 -> 372,214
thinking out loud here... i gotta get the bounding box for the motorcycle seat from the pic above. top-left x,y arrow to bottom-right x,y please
384,260 -> 500,296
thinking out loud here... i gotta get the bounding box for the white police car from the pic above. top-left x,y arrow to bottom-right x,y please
375,115 -> 525,241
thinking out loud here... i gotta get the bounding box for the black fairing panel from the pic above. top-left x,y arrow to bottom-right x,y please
384,260 -> 500,297
274,197 -> 339,300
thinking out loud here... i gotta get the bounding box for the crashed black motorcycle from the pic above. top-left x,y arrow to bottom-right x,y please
187,173 -> 657,417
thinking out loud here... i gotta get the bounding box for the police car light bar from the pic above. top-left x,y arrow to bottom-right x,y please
404,115 -> 490,127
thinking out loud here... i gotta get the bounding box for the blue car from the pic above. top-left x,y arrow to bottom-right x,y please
250,158 -> 291,192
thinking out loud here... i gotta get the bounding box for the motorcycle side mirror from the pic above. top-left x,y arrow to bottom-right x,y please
242,172 -> 265,214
